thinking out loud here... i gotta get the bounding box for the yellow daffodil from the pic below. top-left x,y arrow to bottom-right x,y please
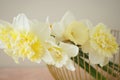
0,14 -> 53,64
82,23 -> 118,66
51,11 -> 90,45
64,21 -> 89,45
45,37 -> 79,71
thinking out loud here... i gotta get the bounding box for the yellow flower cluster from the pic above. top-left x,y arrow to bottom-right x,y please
0,24 -> 44,63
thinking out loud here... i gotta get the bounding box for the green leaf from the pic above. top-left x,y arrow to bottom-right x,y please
78,49 -> 119,77
72,54 -> 106,80
72,49 -> 120,80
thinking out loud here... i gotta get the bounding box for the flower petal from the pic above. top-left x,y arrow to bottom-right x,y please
82,20 -> 93,29
0,41 -> 5,49
31,21 -> 51,41
12,14 -> 30,31
0,20 -> 12,27
42,49 -> 54,65
90,23 -> 118,58
65,21 -> 89,45
89,50 -> 109,66
81,41 -> 91,53
59,42 -> 79,57
61,11 -> 75,28
51,11 -> 75,40
46,16 -> 50,24
65,59 -> 75,71
51,22 -> 65,40
55,54 -> 68,68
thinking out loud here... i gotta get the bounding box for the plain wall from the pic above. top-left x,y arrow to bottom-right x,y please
0,0 -> 120,67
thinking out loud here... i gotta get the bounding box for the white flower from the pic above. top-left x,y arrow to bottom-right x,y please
82,23 -> 118,66
0,14 -> 53,64
51,11 -> 90,45
51,11 -> 75,41
45,37 -> 79,71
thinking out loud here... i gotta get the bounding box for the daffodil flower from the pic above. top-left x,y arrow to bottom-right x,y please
51,11 -> 90,45
0,21 -> 13,49
0,14 -> 53,64
45,37 -> 79,71
82,23 -> 118,66
0,22 -> 15,63
45,16 -> 79,70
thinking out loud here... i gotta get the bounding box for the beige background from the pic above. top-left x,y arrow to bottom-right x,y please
0,0 -> 120,67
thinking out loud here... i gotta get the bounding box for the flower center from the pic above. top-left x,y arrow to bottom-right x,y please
48,47 -> 63,62
18,32 -> 45,62
91,25 -> 118,57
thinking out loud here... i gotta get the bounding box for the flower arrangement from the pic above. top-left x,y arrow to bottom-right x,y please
0,11 -> 119,80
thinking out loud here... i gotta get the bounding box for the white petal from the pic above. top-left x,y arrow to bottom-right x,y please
0,20 -> 12,27
12,14 -> 30,31
61,11 -> 75,28
51,22 -> 65,40
0,41 -> 5,49
51,11 -> 75,40
81,20 -> 93,29
89,51 -> 109,66
59,42 -> 79,57
110,53 -> 119,64
46,16 -> 50,24
55,54 -> 68,68
31,21 -> 51,41
81,41 -> 91,53
65,59 -> 75,71
42,49 -> 54,65
55,62 -> 63,68
45,37 -> 58,47
99,58 -> 109,66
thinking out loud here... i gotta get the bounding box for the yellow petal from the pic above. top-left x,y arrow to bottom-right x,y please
90,23 -> 118,57
64,21 -> 89,45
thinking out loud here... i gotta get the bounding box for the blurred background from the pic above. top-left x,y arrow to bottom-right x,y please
0,0 -> 120,67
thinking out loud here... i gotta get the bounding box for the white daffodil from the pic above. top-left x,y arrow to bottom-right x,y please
0,14 -> 53,64
51,11 -> 90,45
45,37 -> 79,71
82,23 -> 118,66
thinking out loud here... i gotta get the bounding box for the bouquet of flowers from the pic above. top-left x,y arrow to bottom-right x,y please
0,11 -> 119,80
